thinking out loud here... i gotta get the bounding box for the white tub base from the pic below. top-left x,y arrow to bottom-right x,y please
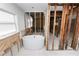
22,35 -> 44,50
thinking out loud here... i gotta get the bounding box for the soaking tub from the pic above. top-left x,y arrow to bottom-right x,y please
22,35 -> 44,50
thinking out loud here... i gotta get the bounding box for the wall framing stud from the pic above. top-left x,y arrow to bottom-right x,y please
40,12 -> 41,33
34,12 -> 36,34
60,4 -> 69,50
46,3 -> 50,50
71,7 -> 79,49
52,4 -> 57,50
65,6 -> 73,49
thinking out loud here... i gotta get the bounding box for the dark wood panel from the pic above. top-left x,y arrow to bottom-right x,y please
71,7 -> 79,49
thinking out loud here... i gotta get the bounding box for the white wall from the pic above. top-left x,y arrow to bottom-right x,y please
0,3 -> 25,32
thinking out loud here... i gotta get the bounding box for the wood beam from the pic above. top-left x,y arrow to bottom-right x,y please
71,7 -> 79,49
52,4 -> 57,50
60,5 -> 66,50
40,12 -> 41,32
46,3 -> 50,50
65,6 -> 73,49
60,5 -> 69,50
73,6 -> 78,15
34,12 -> 36,34
50,3 -> 79,6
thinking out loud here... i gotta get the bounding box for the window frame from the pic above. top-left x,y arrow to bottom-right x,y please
0,9 -> 18,37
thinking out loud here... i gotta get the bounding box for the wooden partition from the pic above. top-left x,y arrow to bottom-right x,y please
65,6 -> 73,49
47,3 -> 79,50
71,7 -> 79,49
47,4 -> 69,50
60,5 -> 69,50
0,33 -> 20,55
52,4 -> 57,50
45,3 -> 50,50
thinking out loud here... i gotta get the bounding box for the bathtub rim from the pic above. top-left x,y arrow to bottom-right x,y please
22,34 -> 45,40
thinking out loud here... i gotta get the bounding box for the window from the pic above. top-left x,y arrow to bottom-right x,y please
0,10 -> 17,36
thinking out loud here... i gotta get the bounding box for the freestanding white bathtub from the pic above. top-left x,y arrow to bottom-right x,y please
22,35 -> 44,50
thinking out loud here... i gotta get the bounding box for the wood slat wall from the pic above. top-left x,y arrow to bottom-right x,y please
65,6 -> 73,49
60,5 -> 69,50
52,4 -> 57,50
47,3 -> 79,50
45,3 -> 50,50
71,7 -> 79,49
0,32 -> 20,55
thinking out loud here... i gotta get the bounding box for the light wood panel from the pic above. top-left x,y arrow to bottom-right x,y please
35,12 -> 36,34
45,3 -> 50,50
0,33 -> 20,55
52,4 -> 57,50
40,12 -> 41,32
60,5 -> 69,50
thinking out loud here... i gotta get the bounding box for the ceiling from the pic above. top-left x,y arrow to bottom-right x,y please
16,3 -> 63,12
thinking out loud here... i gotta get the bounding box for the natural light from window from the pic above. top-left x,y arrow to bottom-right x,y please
0,10 -> 17,37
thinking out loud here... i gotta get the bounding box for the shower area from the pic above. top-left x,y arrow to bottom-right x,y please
25,12 -> 45,35
22,12 -> 45,50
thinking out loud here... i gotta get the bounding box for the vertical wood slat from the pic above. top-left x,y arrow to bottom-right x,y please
67,6 -> 73,34
60,5 -> 65,50
48,3 -> 51,37
46,3 -> 50,50
60,5 -> 69,49
64,5 -> 69,49
52,4 -> 57,50
34,12 -> 36,34
40,12 -> 41,32
43,13 -> 45,32
65,6 -> 73,49
71,7 -> 79,49
64,14 -> 69,49
77,7 -> 79,37
71,16 -> 77,49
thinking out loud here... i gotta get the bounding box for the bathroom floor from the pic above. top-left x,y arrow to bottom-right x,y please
16,33 -> 79,56
48,33 -> 73,50
16,47 -> 79,56
48,33 -> 60,50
